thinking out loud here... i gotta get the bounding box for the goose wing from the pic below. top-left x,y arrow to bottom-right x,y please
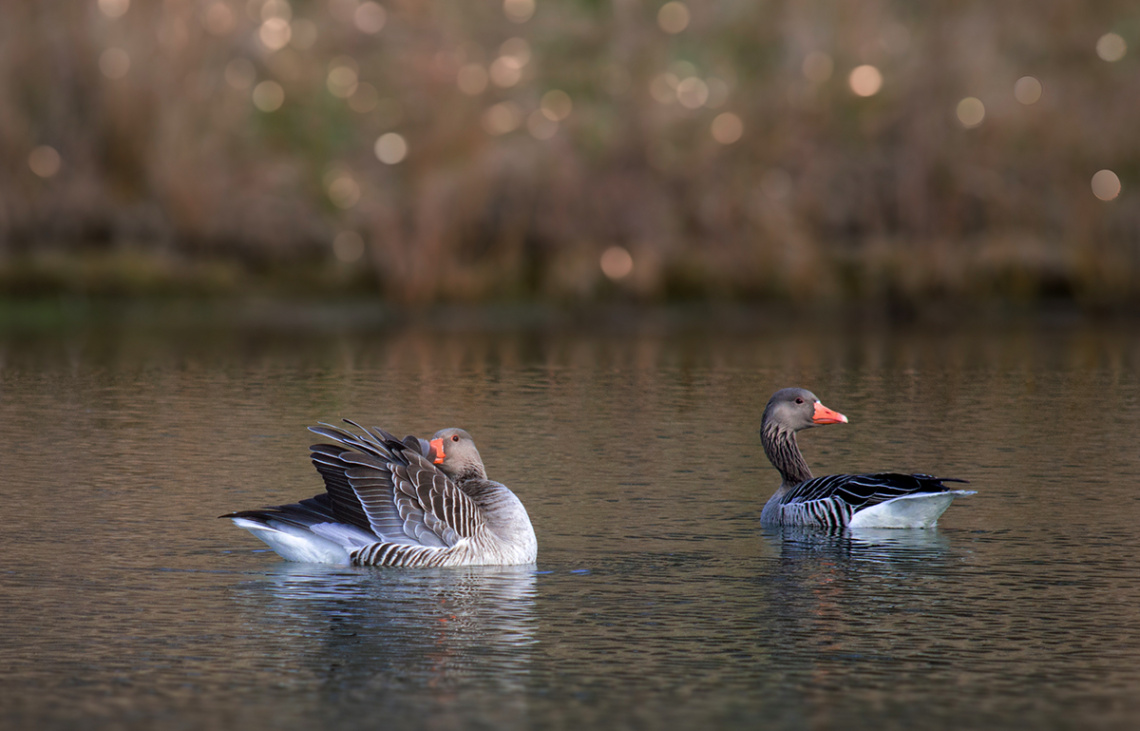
785,472 -> 970,511
308,421 -> 484,548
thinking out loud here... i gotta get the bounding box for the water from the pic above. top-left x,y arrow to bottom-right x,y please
2,309 -> 1139,730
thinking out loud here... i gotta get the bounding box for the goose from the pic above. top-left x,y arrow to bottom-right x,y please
221,422 -> 537,567
759,388 -> 973,529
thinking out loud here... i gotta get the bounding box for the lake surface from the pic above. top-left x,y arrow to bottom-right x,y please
2,305 -> 1139,730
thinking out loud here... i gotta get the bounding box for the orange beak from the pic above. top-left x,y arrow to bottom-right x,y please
812,401 -> 848,425
429,438 -> 445,464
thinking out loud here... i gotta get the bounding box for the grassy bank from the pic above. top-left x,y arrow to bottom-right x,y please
1,240 -> 1138,311
1,2 -> 1137,305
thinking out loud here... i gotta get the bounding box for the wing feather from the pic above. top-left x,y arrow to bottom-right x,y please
783,472 -> 969,511
305,421 -> 478,548
388,451 -> 485,543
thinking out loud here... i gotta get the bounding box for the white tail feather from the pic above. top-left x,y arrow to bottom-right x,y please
230,518 -> 352,565
847,490 -> 976,529
308,522 -> 380,549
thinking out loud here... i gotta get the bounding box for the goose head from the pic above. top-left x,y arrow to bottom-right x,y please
761,387 -> 848,436
428,428 -> 488,481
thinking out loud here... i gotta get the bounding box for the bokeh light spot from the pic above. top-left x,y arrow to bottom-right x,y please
202,2 -> 235,35
500,38 -> 532,66
98,0 -> 130,19
600,246 -> 634,280
28,146 -> 62,179
657,2 -> 690,34
802,51 -> 834,83
848,65 -> 882,97
354,2 -> 387,34
1091,170 -> 1121,201
1013,76 -> 1042,105
482,102 -> 523,135
503,0 -> 535,24
710,112 -> 743,144
252,80 -> 285,111
259,18 -> 292,51
327,173 -> 361,209
333,232 -> 365,263
374,133 -> 408,165
1096,33 -> 1127,62
540,90 -> 572,121
490,55 -> 523,87
956,97 -> 985,128
99,48 -> 131,80
327,64 -> 359,98
527,110 -> 558,140
676,77 -> 709,109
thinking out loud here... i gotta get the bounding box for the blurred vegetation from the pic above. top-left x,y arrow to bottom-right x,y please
1,0 -> 1138,306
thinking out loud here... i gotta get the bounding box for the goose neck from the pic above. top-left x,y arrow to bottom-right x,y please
762,424 -> 813,486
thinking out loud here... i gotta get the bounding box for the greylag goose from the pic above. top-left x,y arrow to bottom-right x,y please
759,388 -> 973,529
222,422 -> 537,566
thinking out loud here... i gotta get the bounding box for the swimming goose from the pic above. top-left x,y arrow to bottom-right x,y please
759,388 -> 973,529
222,422 -> 537,567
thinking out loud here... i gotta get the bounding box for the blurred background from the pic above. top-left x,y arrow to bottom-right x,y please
1,0 -> 1137,308
7,10 -> 1140,731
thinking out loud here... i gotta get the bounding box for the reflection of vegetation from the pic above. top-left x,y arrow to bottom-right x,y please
1,1 -> 1137,304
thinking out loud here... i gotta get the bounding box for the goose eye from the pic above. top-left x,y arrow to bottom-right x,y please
451,435 -> 460,442
794,397 -> 804,404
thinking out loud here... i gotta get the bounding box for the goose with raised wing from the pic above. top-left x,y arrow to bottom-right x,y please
759,388 -> 973,529
222,423 -> 537,567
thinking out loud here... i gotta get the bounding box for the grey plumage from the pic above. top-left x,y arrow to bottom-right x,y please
222,422 -> 537,567
759,388 -> 973,529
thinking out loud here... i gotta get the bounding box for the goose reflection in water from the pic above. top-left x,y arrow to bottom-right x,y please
768,526 -> 954,560
228,563 -> 538,714
758,526 -> 967,698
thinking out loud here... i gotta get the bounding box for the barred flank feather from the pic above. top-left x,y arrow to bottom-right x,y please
352,542 -> 474,568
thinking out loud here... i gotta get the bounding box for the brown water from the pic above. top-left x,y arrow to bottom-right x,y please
2,308 -> 1139,730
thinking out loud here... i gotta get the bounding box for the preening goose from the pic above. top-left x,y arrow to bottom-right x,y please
759,388 -> 973,529
222,423 -> 537,567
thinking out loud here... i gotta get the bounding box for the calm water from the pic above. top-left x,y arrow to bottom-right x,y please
2,308 -> 1139,730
